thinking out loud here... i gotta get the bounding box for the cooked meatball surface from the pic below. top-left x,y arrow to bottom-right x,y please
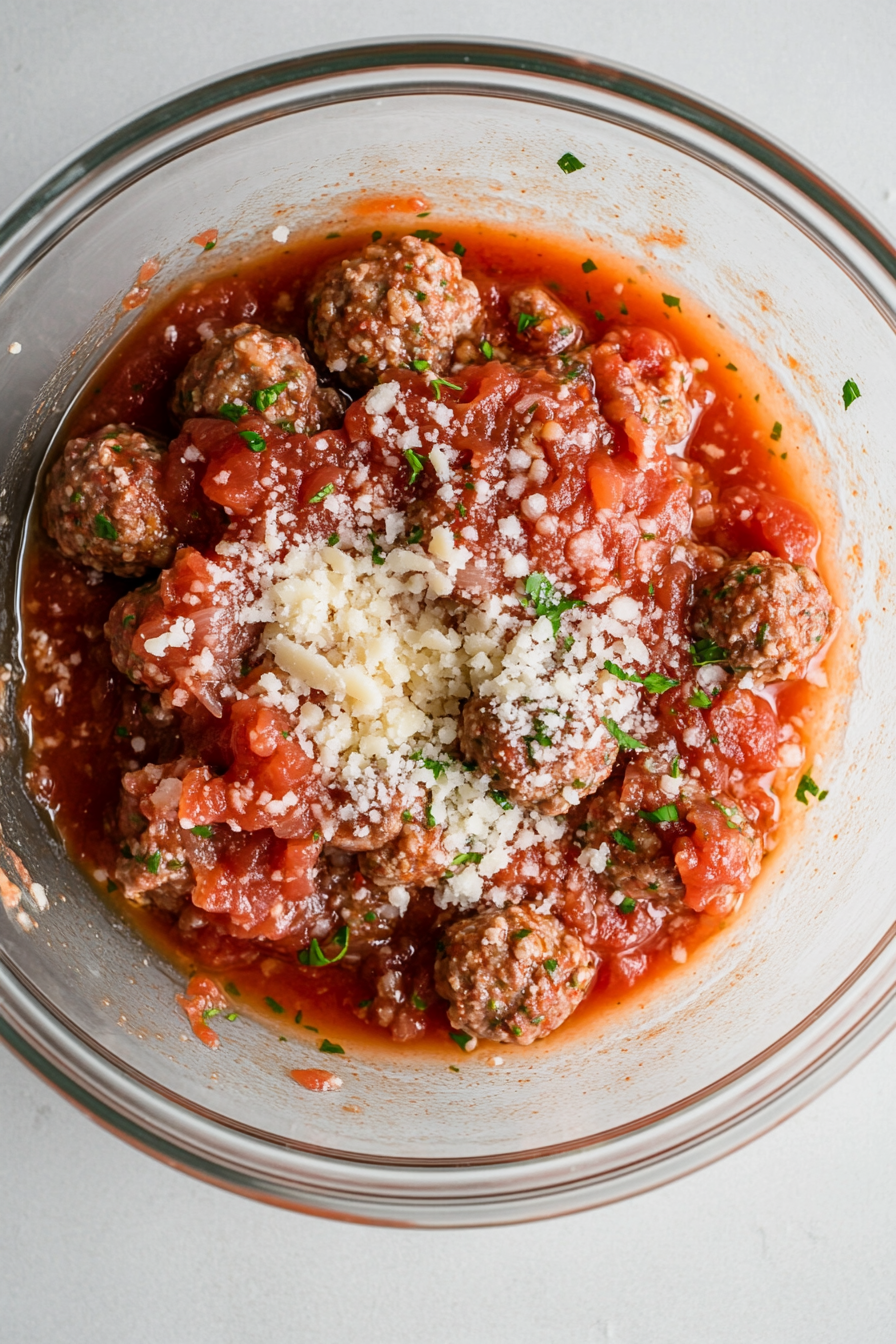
359,821 -> 450,888
691,549 -> 837,682
507,286 -> 584,356
172,323 -> 340,430
306,235 -> 481,388
105,580 -> 167,690
434,903 -> 595,1044
588,326 -> 694,462
460,694 -> 618,816
44,424 -> 176,577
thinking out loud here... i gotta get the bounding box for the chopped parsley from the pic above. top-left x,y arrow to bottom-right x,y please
407,524 -> 424,545
690,638 -> 728,666
144,852 -> 161,875
404,447 -> 425,484
594,310 -> 605,322
523,718 -> 553,760
401,810 -> 413,823
618,897 -> 637,915
522,571 -> 585,636
557,152 -> 585,174
453,240 -> 466,256
603,659 -> 678,694
842,379 -> 861,409
756,621 -> 769,648
415,290 -> 427,303
413,229 -> 441,242
581,258 -> 597,274
638,804 -> 679,824
424,803 -> 436,828
770,421 -> 783,441
412,994 -> 428,1011
94,514 -> 117,541
251,381 -> 288,411
452,852 -> 483,866
308,481 -> 334,504
796,773 -> 828,804
662,293 -> 681,309
363,911 -> 377,923
543,958 -> 558,975
480,340 -> 494,359
114,725 -> 128,738
516,312 -> 541,333
412,753 -> 448,780
430,376 -> 461,400
70,490 -> 83,504
327,532 -> 340,546
612,829 -> 637,853
239,430 -> 267,453
298,925 -> 349,966
319,1040 -> 345,1055
368,532 -> 386,565
449,1030 -> 473,1051
710,798 -> 742,830
688,687 -> 713,709
264,997 -> 284,1014
726,362 -> 738,371
488,789 -> 513,811
511,928 -> 532,941
600,716 -> 648,752
190,825 -> 213,838
218,401 -> 248,421
670,755 -> 681,779
372,229 -> 382,242
294,1010 -> 303,1024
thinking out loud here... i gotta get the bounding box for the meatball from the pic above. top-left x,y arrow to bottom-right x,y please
434,903 -> 595,1044
172,323 -> 340,430
114,758 -> 209,909
44,424 -> 176,577
507,286 -> 584,356
588,327 -> 694,463
326,786 -> 407,853
359,821 -> 450,888
691,550 -> 837,682
105,580 -> 167,690
306,235 -> 481,388
460,695 -> 618,816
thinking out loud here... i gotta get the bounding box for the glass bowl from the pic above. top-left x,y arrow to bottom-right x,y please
1,38 -> 894,1228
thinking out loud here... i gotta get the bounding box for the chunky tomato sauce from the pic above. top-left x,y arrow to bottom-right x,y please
19,220 -> 838,1057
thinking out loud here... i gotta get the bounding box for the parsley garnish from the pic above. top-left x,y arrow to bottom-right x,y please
413,229 -> 441,242
239,430 -> 266,453
796,773 -> 828,804
517,312 -> 541,333
415,290 -> 427,302
319,1040 -> 345,1055
294,1010 -> 302,1024
327,532 -> 340,546
600,716 -> 648,752
594,310 -> 605,321
522,571 -> 585,636
452,852 -> 484,866
251,381 -> 288,411
368,532 -> 385,565
842,379 -> 861,409
619,897 -> 637,914
662,293 -> 681,309
407,524 -> 424,545
401,810 -> 413,823
190,825 -> 213,838
756,621 -> 769,648
114,725 -> 128,738
225,982 -> 240,996
480,340 -> 494,359
453,240 -> 466,256
145,852 -> 161,875
688,687 -> 712,708
612,829 -> 637,853
412,994 -> 427,1011
94,514 -> 117,541
488,789 -> 513,811
690,638 -> 728,666
670,756 -> 681,779
770,421 -> 783,442
412,753 -> 447,780
581,258 -> 597,274
449,1030 -> 473,1051
543,958 -> 558,975
726,362 -> 738,371
430,377 -> 461,400
264,997 -> 284,1014
638,805 -> 679,824
308,481 -> 334,504
70,490 -> 83,504
511,928 -> 532,941
710,799 -> 742,830
524,718 -> 554,760
603,659 -> 678,694
557,152 -> 585,174
424,803 -> 436,828
404,447 -> 425,484
298,925 -> 349,966
219,402 -> 248,422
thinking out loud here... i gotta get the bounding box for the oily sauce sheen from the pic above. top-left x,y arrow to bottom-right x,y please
20,220 -> 837,1057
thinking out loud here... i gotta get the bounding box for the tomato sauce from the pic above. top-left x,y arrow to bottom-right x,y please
18,219 -> 837,1058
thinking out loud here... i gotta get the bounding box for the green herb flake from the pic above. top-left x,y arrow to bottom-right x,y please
710,798 -> 742,830
224,981 -> 240,997
298,925 -> 350,967
543,958 -> 558,975
407,524 -> 424,545
581,258 -> 597,274
488,789 -> 513,811
430,377 -> 461,401
796,773 -> 828,804
670,755 -> 681,779
449,1029 -> 473,1051
326,231 -> 340,239
94,514 -> 118,541
363,911 -> 377,923
480,340 -> 494,359
453,240 -> 466,256
404,447 -> 425,485
319,1039 -> 345,1055
594,310 -> 605,322
726,362 -> 738,371
264,997 -> 284,1014
424,803 -> 436,829
368,532 -> 386,565
690,638 -> 729,666
662,293 -> 681,309
372,230 -> 382,242
327,532 -> 340,547
251,381 -> 288,412
600,716 -> 649,753
294,1010 -> 303,1024
517,311 -> 541,333
358,999 -> 373,1009
218,402 -> 248,422
114,725 -> 128,738
842,378 -> 861,409
619,897 -> 637,914
308,481 -> 335,504
239,430 -> 267,453
756,621 -> 769,649
144,852 -> 161,875
770,421 -> 783,442
557,152 -> 585,174
638,804 -> 679,824
413,229 -> 441,242
612,829 -> 637,853
452,852 -> 484,866
190,825 -> 213,838
415,290 -> 427,303
522,571 -> 585,636
688,687 -> 713,709
412,994 -> 428,1011
106,879 -> 117,893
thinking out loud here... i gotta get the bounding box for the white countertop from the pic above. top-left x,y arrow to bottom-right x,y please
2,3 -> 895,1340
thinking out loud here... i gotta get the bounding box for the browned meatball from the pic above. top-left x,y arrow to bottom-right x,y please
44,424 -> 176,577
576,781 -> 686,905
434,903 -> 595,1044
587,327 -> 694,463
359,821 -> 450,888
326,787 -> 407,853
114,758 -> 211,908
172,323 -> 340,430
306,235 -> 481,389
105,580 -> 167,690
460,695 -> 618,816
317,847 -> 401,958
507,286 -> 584,356
691,550 -> 837,682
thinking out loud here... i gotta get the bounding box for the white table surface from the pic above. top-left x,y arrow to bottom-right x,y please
2,3 -> 896,1340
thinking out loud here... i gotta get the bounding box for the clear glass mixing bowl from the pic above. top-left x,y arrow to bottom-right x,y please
1,38 -> 894,1227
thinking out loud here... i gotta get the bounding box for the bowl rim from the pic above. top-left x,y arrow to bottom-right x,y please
2,35 -> 896,1227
